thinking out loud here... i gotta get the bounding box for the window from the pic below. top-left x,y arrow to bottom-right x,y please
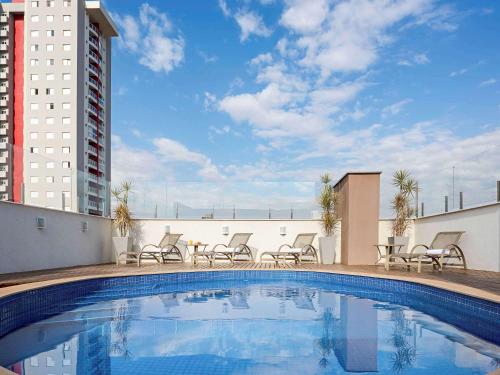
62,161 -> 70,169
46,58 -> 54,66
63,44 -> 71,51
30,147 -> 39,154
46,30 -> 55,37
46,73 -> 55,81
62,147 -> 70,154
46,103 -> 54,110
63,30 -> 71,37
30,176 -> 39,183
63,191 -> 70,199
62,176 -> 71,183
30,59 -> 39,66
30,103 -> 39,110
46,117 -> 54,125
46,176 -> 54,183
30,88 -> 39,96
31,1 -> 39,7
30,74 -> 39,81
46,132 -> 55,139
46,44 -> 54,52
45,147 -> 54,154
47,0 -> 55,7
30,44 -> 39,52
30,118 -> 39,125
30,191 -> 39,198
62,103 -> 70,110
46,15 -> 54,22
30,132 -> 38,140
46,191 -> 54,198
62,88 -> 71,95
30,15 -> 39,23
62,59 -> 71,66
30,30 -> 39,37
46,161 -> 55,169
63,73 -> 71,80
46,88 -> 55,96
63,15 -> 71,22
30,162 -> 39,169
62,117 -> 71,125
63,0 -> 71,7
62,132 -> 70,139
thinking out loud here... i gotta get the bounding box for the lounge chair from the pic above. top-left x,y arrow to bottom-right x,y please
261,233 -> 318,265
211,233 -> 254,264
139,233 -> 184,265
387,231 -> 466,273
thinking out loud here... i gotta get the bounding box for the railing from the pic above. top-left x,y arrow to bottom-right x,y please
89,50 -> 101,64
88,77 -> 101,90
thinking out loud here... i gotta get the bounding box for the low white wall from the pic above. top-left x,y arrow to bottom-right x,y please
0,201 -> 113,274
414,203 -> 500,272
129,219 -> 339,262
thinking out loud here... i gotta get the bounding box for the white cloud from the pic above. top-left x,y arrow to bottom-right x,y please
398,52 -> 430,66
218,0 -> 231,17
234,9 -> 272,42
480,78 -> 497,87
198,50 -> 218,64
112,4 -> 184,74
131,128 -> 142,138
153,138 -> 224,181
450,68 -> 467,77
280,0 -> 329,34
249,53 -> 273,66
204,92 -> 217,111
382,98 -> 413,117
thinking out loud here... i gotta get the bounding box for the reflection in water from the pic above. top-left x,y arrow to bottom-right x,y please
2,282 -> 499,375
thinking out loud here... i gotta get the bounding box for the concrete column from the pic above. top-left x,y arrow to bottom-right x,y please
334,172 -> 381,265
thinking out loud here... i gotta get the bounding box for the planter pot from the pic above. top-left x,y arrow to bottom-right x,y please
319,235 -> 337,264
388,236 -> 409,253
112,236 -> 133,264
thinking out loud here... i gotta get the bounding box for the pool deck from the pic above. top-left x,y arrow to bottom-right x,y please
1,262 -> 499,303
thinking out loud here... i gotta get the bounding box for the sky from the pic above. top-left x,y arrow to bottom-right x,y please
106,0 -> 500,218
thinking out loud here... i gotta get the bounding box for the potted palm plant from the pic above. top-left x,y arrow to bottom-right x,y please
389,170 -> 417,251
112,181 -> 133,261
318,174 -> 340,264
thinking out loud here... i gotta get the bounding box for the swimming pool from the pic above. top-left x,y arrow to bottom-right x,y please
0,271 -> 499,374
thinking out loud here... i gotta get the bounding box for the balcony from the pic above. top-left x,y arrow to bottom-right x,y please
87,199 -> 102,211
89,50 -> 101,64
89,23 -> 100,36
88,186 -> 102,198
89,36 -> 99,50
88,158 -> 98,169
88,90 -> 99,103
0,44 -> 7,51
88,130 -> 97,142
0,57 -> 7,65
88,77 -> 101,92
0,153 -> 7,163
0,184 -> 6,193
0,113 -> 7,121
0,142 -> 6,150
0,167 -> 7,178
88,144 -> 98,155
0,30 -> 7,38
0,16 -> 7,23
0,128 -> 6,135
0,72 -> 7,79
0,86 -> 7,93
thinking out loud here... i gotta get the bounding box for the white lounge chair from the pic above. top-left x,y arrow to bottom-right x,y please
387,231 -> 466,273
211,233 -> 254,265
139,233 -> 184,265
261,233 -> 318,265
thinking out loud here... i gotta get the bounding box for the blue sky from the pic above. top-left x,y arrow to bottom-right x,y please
106,0 -> 500,217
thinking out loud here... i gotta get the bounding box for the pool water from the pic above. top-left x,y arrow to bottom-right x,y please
1,279 -> 499,374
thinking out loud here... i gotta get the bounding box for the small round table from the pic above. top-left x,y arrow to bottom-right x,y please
187,243 -> 208,265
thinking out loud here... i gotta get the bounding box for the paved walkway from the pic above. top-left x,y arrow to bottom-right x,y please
1,262 -> 499,302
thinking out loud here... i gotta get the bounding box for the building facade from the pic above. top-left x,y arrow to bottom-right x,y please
0,0 -> 117,216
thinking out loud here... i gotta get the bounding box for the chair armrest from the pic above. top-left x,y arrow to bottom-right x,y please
278,244 -> 292,252
211,244 -> 228,252
141,244 -> 159,252
410,244 -> 429,254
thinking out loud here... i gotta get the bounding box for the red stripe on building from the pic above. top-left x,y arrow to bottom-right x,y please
12,14 -> 24,202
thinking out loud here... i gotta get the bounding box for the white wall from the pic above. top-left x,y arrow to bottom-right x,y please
0,201 -> 112,274
414,203 -> 500,272
129,219 -> 338,263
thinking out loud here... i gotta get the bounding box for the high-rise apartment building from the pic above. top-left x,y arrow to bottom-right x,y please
0,0 -> 117,216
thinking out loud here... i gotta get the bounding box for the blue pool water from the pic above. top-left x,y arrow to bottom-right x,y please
0,273 -> 499,374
